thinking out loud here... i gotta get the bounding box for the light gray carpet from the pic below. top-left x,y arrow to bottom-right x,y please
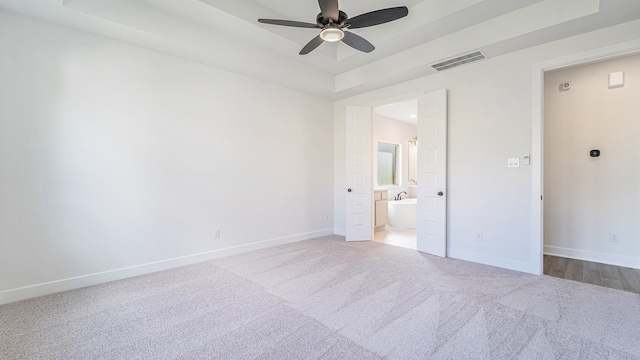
2,235 -> 640,359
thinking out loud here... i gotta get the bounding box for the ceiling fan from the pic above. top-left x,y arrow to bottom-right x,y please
258,0 -> 409,55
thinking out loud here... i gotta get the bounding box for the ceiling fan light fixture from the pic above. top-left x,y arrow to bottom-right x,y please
320,27 -> 344,42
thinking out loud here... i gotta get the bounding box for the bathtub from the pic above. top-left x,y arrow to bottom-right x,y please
387,198 -> 417,229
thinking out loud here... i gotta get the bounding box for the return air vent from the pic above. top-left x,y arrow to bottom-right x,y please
431,51 -> 486,72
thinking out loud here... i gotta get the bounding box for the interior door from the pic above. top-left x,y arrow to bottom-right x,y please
417,89 -> 448,256
345,106 -> 372,242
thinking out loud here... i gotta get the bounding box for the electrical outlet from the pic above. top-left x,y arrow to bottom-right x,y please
323,214 -> 328,222
476,232 -> 483,241
609,233 -> 619,243
213,229 -> 221,239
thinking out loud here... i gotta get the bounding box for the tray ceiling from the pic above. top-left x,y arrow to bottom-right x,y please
1,0 -> 640,99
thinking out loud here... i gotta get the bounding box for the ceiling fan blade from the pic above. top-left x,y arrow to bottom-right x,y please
348,6 -> 409,29
318,0 -> 339,21
300,35 -> 324,55
342,31 -> 375,53
258,19 -> 320,28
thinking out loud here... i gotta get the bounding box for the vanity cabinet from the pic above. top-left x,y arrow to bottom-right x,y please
374,190 -> 388,230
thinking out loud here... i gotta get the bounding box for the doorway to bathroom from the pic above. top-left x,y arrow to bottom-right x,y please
371,99 -> 418,250
345,89 -> 448,256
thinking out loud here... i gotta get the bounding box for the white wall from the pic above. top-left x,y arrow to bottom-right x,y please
334,19 -> 640,274
0,11 -> 334,304
373,115 -> 417,199
544,53 -> 640,268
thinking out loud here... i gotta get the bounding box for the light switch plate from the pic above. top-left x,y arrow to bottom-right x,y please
508,158 -> 520,168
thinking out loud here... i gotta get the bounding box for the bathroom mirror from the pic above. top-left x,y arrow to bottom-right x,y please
408,138 -> 418,185
377,142 -> 399,186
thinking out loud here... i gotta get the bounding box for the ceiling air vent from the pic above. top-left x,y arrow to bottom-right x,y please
431,51 -> 486,72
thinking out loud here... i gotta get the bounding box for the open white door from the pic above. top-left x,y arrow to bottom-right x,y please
417,89 -> 448,256
345,106 -> 373,242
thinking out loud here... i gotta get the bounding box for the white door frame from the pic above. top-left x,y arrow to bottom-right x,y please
531,39 -> 640,275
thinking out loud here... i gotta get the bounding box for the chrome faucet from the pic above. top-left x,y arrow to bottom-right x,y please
396,191 -> 407,200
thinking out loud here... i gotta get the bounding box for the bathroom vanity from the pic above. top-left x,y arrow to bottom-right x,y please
374,190 -> 388,231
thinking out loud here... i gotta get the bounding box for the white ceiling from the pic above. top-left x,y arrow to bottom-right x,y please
1,0 -> 640,100
374,99 -> 418,125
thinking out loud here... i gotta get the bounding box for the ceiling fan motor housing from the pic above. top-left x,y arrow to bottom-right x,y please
316,10 -> 348,27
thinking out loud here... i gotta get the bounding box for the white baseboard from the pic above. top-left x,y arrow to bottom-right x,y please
544,245 -> 640,269
0,229 -> 333,306
447,247 -> 539,275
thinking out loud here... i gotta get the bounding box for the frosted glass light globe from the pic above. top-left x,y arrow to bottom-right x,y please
320,28 -> 344,42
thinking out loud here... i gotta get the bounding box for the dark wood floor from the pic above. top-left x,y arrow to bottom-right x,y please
544,255 -> 640,293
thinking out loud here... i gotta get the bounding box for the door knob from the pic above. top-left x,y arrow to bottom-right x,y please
348,188 -> 352,192
437,191 -> 444,196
